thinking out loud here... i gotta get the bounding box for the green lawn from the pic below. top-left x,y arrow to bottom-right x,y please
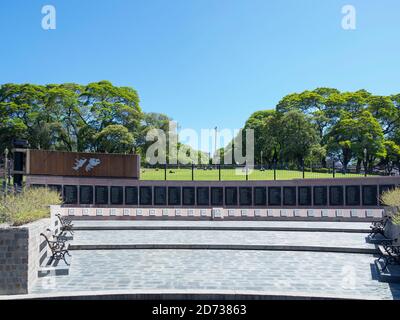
0,170 -> 368,184
140,168 -> 366,181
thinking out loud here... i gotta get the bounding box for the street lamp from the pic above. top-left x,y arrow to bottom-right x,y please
176,123 -> 181,169
3,148 -> 9,192
364,148 -> 368,177
260,151 -> 265,171
214,126 -> 218,165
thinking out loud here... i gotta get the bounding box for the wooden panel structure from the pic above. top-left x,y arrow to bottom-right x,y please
27,150 -> 139,179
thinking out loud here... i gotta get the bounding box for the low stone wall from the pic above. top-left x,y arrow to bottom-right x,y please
58,207 -> 384,220
383,207 -> 400,243
384,220 -> 400,243
0,218 -> 52,295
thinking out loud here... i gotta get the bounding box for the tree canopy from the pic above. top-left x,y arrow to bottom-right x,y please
0,81 -> 208,163
1,83 -> 399,173
240,87 -> 400,173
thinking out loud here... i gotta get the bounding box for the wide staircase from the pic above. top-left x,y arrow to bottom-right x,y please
30,217 -> 400,300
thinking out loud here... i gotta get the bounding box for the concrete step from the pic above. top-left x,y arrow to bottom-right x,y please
69,243 -> 377,254
71,220 -> 372,234
72,225 -> 371,233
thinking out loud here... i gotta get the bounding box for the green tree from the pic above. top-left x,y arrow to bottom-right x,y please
351,111 -> 385,173
279,110 -> 320,166
79,80 -> 142,132
326,113 -> 357,171
327,111 -> 385,172
381,140 -> 400,174
368,95 -> 399,136
93,124 -> 135,154
244,110 -> 280,165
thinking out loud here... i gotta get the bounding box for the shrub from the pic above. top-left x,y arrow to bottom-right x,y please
315,168 -> 330,174
380,188 -> 400,225
0,188 -> 62,226
303,167 -> 330,174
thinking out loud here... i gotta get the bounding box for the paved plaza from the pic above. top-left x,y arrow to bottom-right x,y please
31,249 -> 400,299
23,220 -> 400,299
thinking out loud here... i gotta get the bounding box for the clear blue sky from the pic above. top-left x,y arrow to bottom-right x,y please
1,0 -> 399,151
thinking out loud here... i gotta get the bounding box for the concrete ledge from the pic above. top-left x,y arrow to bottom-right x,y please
0,288 -> 384,300
68,243 -> 377,254
67,216 -> 379,223
71,225 -> 371,233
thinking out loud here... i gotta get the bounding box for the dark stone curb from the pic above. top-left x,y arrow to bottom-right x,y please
72,226 -> 371,233
69,243 -> 377,254
0,289 -> 379,300
374,260 -> 400,283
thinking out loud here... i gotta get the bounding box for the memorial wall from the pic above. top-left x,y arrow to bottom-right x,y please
22,149 -> 400,209
27,176 -> 399,208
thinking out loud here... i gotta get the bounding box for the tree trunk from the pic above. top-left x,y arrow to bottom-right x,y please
321,157 -> 327,168
356,158 -> 362,174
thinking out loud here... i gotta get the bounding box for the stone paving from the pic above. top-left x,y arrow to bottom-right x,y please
72,220 -> 372,231
30,249 -> 400,299
25,220 -> 400,299
70,229 -> 374,250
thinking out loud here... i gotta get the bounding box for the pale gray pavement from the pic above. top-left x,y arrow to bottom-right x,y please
70,229 -> 374,250
31,249 -> 400,299
28,220 -> 400,299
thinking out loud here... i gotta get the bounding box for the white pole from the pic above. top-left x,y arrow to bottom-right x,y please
214,126 -> 218,164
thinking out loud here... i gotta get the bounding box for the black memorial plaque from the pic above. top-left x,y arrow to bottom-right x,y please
140,187 -> 152,206
95,186 -> 109,205
268,187 -> 282,206
48,184 -> 62,195
154,187 -> 167,205
379,185 -> 396,205
197,187 -> 209,206
125,187 -> 138,205
182,187 -> 195,206
31,184 -> 45,189
362,185 -> 378,206
168,187 -> 181,206
298,187 -> 311,206
225,187 -> 238,206
283,187 -> 296,206
79,186 -> 93,205
63,185 -> 78,205
239,187 -> 252,206
211,187 -> 223,206
110,186 -> 123,205
254,187 -> 267,206
313,186 -> 327,206
329,186 -> 344,206
346,186 -> 360,206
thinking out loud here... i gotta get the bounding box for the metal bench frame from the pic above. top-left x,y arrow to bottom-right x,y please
56,214 -> 74,235
369,216 -> 391,239
377,238 -> 400,271
46,228 -> 69,244
40,233 -> 71,266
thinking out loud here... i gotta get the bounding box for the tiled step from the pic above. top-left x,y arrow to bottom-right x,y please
69,243 -> 377,254
71,220 -> 372,233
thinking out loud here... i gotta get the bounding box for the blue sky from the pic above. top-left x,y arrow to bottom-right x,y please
1,0 -> 399,151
